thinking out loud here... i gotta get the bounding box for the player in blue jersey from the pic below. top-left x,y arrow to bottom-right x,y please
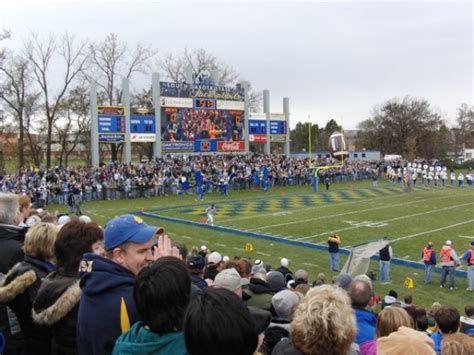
194,169 -> 204,200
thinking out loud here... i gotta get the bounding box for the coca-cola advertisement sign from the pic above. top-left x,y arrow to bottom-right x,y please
217,141 -> 245,152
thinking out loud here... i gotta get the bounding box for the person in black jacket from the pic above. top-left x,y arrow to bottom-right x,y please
275,258 -> 294,283
0,192 -> 28,355
379,239 -> 393,284
0,222 -> 58,355
33,220 -> 104,355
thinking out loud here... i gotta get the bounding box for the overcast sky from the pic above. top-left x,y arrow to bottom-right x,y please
1,0 -> 472,129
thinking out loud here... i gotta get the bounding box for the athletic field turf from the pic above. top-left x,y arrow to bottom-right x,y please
57,180 -> 474,309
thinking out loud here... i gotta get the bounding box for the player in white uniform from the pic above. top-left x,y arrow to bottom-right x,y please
450,171 -> 456,186
205,204 -> 216,226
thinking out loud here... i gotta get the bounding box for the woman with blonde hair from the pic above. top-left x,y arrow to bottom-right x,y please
272,285 -> 358,355
359,306 -> 415,355
376,306 -> 414,338
0,222 -> 58,355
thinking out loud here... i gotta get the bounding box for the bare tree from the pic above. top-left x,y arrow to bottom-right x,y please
25,32 -> 88,168
24,103 -> 45,167
86,33 -> 157,161
0,55 -> 40,167
453,103 -> 474,155
158,48 -> 238,86
0,29 -> 11,66
158,48 -> 262,112
357,96 -> 445,159
54,85 -> 90,166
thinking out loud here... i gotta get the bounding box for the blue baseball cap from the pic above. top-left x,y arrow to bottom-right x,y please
104,214 -> 164,250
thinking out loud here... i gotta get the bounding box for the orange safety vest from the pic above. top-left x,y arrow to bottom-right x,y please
423,247 -> 433,262
440,247 -> 452,263
469,250 -> 474,266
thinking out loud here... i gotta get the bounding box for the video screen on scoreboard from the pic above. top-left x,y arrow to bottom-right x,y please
161,107 -> 244,142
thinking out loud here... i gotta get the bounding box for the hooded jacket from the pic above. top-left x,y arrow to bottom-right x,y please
33,270 -> 82,355
381,295 -> 400,309
0,223 -> 27,354
0,223 -> 27,274
112,321 -> 187,355
0,256 -> 54,355
245,278 -> 274,311
354,308 -> 377,345
77,253 -> 140,355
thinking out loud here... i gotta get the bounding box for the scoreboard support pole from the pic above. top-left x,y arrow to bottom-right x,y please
152,73 -> 162,158
242,81 -> 250,153
283,97 -> 290,156
122,78 -> 132,164
90,83 -> 99,166
263,89 -> 271,155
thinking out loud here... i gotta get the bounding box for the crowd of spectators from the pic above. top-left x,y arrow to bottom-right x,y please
0,191 -> 473,355
0,155 -> 382,208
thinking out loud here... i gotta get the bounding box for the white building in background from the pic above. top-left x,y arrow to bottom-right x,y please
446,146 -> 474,164
458,148 -> 474,164
292,150 -> 381,161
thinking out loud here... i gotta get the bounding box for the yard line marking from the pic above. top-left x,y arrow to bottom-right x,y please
215,243 -> 227,247
233,247 -> 245,251
303,263 -> 319,267
297,202 -> 474,241
392,219 -> 474,243
181,236 -> 192,240
251,192 -> 471,232
457,235 -> 474,239
256,251 -> 271,256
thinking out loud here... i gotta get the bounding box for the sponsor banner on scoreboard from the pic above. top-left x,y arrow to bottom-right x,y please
162,141 -> 195,152
160,82 -> 244,101
216,100 -> 245,111
217,141 -> 245,152
249,113 -> 286,121
270,113 -> 285,121
249,113 -> 266,120
160,97 -> 193,108
98,106 -> 124,116
99,134 -> 125,143
270,134 -> 286,142
194,140 -> 218,152
131,133 -> 156,142
249,134 -> 267,143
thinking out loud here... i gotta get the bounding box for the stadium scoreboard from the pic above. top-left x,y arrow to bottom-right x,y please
97,106 -> 126,143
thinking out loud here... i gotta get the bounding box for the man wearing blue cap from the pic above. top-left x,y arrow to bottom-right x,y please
76,214 -> 165,355
463,241 -> 474,292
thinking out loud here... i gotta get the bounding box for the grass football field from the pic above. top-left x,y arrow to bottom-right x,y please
55,180 -> 474,310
